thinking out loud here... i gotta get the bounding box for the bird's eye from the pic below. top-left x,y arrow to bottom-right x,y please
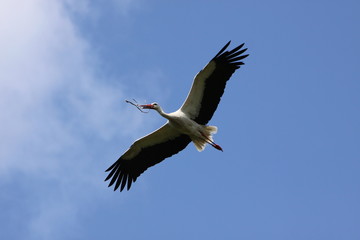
153,103 -> 158,106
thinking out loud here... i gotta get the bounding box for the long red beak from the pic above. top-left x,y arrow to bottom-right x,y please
139,104 -> 154,109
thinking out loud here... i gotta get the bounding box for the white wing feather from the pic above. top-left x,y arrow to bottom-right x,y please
179,61 -> 216,119
122,123 -> 182,160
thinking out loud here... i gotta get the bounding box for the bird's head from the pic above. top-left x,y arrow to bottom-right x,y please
139,102 -> 160,111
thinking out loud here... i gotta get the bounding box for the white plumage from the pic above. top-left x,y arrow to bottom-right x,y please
105,41 -> 249,191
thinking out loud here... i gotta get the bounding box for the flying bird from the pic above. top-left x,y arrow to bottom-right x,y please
105,41 -> 249,191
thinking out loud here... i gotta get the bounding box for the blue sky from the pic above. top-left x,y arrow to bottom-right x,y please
1,0 -> 359,239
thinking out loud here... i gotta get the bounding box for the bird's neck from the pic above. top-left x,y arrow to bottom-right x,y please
156,107 -> 170,120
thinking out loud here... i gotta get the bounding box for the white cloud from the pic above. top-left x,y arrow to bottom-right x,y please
0,0 -> 151,239
0,0 -> 141,173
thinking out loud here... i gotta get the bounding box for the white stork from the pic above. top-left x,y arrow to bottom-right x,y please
105,41 -> 249,191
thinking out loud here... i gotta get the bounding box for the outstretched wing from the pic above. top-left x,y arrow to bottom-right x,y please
105,123 -> 191,191
180,41 -> 249,124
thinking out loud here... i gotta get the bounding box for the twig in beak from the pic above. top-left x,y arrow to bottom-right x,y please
125,99 -> 149,113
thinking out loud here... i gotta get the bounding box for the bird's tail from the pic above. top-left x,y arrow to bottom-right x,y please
191,125 -> 218,152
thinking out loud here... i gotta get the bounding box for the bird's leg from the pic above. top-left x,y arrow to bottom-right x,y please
200,132 -> 223,152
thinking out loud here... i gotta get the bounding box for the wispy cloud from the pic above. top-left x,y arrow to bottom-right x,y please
0,0 -> 152,239
1,0 -> 121,173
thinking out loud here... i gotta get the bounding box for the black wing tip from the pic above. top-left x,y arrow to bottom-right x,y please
214,40 -> 232,58
107,175 -> 134,192
213,42 -> 249,67
104,159 -> 135,192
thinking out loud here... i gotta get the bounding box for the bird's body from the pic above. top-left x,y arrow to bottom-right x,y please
105,41 -> 249,191
152,106 -> 220,151
166,111 -> 199,137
